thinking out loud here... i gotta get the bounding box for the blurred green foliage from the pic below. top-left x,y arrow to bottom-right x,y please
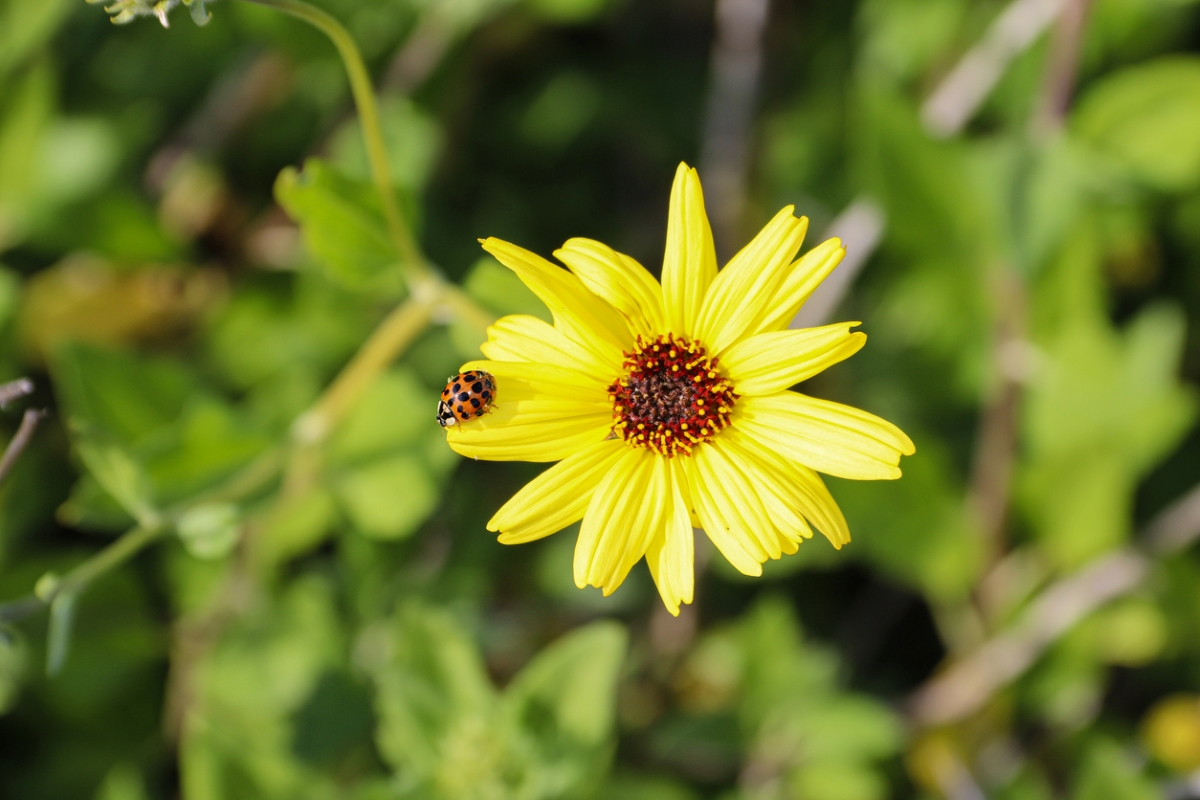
1,0 -> 1200,798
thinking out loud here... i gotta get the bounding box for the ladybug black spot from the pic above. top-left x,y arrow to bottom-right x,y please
481,391 -> 491,400
452,383 -> 461,393
470,398 -> 481,408
458,392 -> 470,402
471,381 -> 483,393
456,404 -> 465,414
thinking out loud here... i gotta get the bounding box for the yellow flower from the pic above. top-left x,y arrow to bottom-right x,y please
447,163 -> 914,615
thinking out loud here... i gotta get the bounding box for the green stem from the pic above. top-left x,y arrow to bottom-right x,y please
240,0 -> 496,444
239,0 -> 426,276
293,296 -> 435,444
0,524 -> 165,624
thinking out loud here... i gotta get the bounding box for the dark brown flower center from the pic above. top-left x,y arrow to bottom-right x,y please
607,334 -> 738,457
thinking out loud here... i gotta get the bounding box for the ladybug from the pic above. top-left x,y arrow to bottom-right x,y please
437,369 -> 497,427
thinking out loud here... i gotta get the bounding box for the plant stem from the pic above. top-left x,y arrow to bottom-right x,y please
239,0 -> 426,277
293,296 -> 436,445
236,0 -> 497,431
0,524 -> 165,624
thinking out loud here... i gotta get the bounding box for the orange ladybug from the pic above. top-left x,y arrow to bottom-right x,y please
437,370 -> 497,427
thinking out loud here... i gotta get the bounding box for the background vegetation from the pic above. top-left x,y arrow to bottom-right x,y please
2,0 -> 1200,798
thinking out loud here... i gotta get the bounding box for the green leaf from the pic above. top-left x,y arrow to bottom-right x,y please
0,63 -> 54,250
0,0 -> 73,81
503,620 -> 627,748
73,430 -> 158,528
1071,740 -> 1157,800
275,158 -> 401,290
176,503 -> 241,560
789,762 -> 888,800
51,342 -> 198,448
1073,56 -> 1200,191
257,489 -> 339,566
366,604 -> 496,777
333,454 -> 439,541
1022,304 -> 1196,565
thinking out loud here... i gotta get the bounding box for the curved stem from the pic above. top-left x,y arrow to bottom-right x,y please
292,296 -> 436,446
239,0 -> 426,276
0,524 -> 165,624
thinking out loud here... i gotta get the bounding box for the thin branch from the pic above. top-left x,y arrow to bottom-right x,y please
0,378 -> 34,409
0,409 -> 46,485
966,269 -> 1027,571
238,0 -> 426,276
906,475 -> 1200,728
1143,481 -> 1200,556
0,524 -> 166,625
789,199 -> 886,330
906,549 -> 1148,727
700,0 -> 772,258
1032,0 -> 1095,135
922,0 -> 1066,138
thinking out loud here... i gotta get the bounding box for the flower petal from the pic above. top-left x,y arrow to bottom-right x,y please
695,206 -> 809,355
480,314 -> 615,377
574,448 -> 663,594
688,444 -> 774,572
722,322 -> 866,396
481,238 -> 628,369
723,427 -> 849,547
719,430 -> 838,547
748,237 -> 846,335
681,457 -> 762,577
446,360 -> 612,462
555,238 -> 666,338
736,393 -> 915,480
661,163 -> 717,338
458,359 -> 609,398
488,439 -> 627,544
446,412 -> 612,462
645,458 -> 695,616
698,440 -> 783,560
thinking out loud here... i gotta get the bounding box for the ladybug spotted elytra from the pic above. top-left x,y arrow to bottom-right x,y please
437,369 -> 497,427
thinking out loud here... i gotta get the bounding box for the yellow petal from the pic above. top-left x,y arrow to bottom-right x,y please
717,433 -> 815,547
555,238 -> 666,338
605,454 -> 670,593
749,237 -> 846,335
695,206 -> 808,355
481,238 -> 628,369
722,323 -> 866,396
573,448 -> 662,594
697,441 -> 782,560
645,458 -> 695,616
458,359 -> 609,398
445,360 -> 612,461
480,314 -> 615,378
446,411 -> 612,462
736,393 -> 915,481
685,447 -> 765,574
723,427 -> 850,547
489,439 -> 626,544
661,163 -> 717,338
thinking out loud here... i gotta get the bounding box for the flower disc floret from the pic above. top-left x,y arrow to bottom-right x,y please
607,334 -> 738,457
